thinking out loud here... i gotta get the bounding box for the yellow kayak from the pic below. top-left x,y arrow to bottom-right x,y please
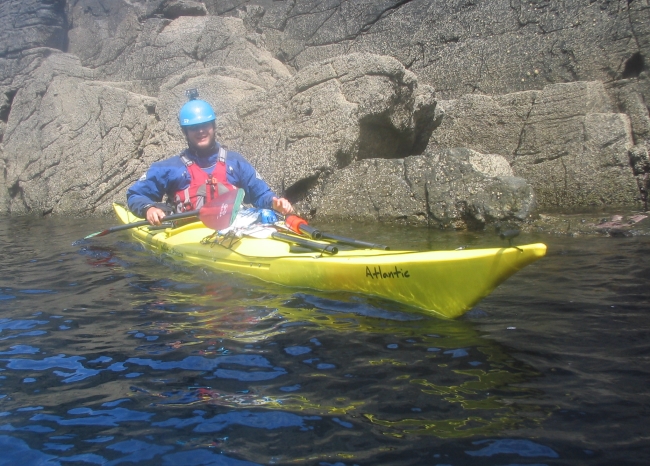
113,204 -> 546,318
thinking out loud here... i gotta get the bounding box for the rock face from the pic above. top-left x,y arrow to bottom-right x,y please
0,0 -> 648,228
232,54 -> 438,197
251,0 -> 649,99
314,148 -> 535,229
67,8 -> 291,95
429,81 -> 640,209
0,0 -> 67,57
2,53 -> 157,214
245,0 -> 650,212
1,11 -> 294,215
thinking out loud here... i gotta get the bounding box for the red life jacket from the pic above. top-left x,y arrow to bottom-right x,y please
174,147 -> 237,213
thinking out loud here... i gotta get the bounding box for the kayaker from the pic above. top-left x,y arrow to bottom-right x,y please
127,90 -> 293,226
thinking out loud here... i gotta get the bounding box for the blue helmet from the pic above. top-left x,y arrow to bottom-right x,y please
178,99 -> 216,127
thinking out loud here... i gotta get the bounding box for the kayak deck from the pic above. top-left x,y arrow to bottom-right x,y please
113,204 -> 547,318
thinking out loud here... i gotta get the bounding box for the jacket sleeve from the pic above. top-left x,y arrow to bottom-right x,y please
127,158 -> 188,218
225,151 -> 277,209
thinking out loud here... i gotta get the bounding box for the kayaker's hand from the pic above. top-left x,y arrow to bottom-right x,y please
272,197 -> 293,215
146,206 -> 166,226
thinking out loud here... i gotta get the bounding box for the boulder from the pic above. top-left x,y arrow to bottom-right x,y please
513,82 -> 639,209
67,10 -> 291,94
428,91 -> 537,156
231,53 -> 438,207
253,0 -> 648,99
153,0 -> 208,19
2,53 -> 157,215
429,81 -> 640,210
607,76 -> 650,204
0,0 -> 67,56
313,148 -> 535,229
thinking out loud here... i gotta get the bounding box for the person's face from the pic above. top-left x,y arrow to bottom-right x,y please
185,122 -> 215,153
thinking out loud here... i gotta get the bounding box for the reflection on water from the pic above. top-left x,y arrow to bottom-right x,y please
0,214 -> 648,464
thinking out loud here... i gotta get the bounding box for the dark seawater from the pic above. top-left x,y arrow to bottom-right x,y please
0,214 -> 648,466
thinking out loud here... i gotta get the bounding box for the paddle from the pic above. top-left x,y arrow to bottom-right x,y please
85,189 -> 245,239
271,231 -> 338,254
285,215 -> 390,250
243,225 -> 338,254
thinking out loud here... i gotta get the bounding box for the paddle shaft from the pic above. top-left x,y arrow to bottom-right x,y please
86,189 -> 244,240
317,231 -> 390,251
296,223 -> 389,250
284,215 -> 389,250
88,209 -> 199,238
271,231 -> 338,255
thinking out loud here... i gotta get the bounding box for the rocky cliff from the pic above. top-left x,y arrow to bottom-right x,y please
1,0 -> 648,229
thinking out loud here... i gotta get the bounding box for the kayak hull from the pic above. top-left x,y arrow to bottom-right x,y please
113,204 -> 546,318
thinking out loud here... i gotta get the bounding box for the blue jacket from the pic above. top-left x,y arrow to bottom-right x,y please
127,145 -> 277,218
